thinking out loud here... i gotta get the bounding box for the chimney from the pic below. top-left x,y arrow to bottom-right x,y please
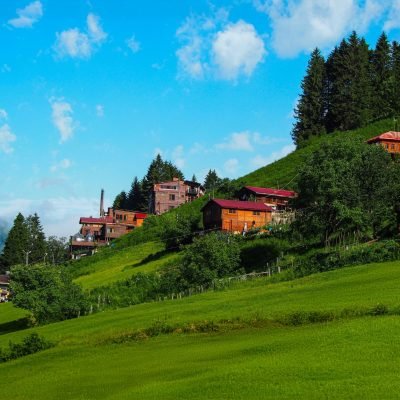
100,189 -> 105,217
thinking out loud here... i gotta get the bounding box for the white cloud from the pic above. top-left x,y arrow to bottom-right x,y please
0,197 -> 100,237
126,35 -> 141,53
96,104 -> 104,117
212,20 -> 266,80
54,13 -> 107,59
86,13 -> 107,43
8,1 -> 43,28
1,64 -> 11,73
251,144 -> 295,168
224,158 -> 239,175
0,124 -> 17,154
384,0 -> 400,31
50,98 -> 75,143
50,158 -> 72,172
216,131 -> 254,151
0,109 -> 16,154
256,0 -> 385,58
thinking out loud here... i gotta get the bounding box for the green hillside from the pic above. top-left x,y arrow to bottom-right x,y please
2,260 -> 400,398
241,118 -> 393,189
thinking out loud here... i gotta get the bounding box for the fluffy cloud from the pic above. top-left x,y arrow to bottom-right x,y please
50,99 -> 75,143
384,0 -> 400,31
0,197 -> 100,237
54,13 -> 107,59
8,1 -> 43,28
0,109 -> 16,154
255,0 -> 384,58
176,9 -> 264,80
126,35 -> 141,53
216,131 -> 254,151
212,21 -> 266,80
50,158 -> 72,172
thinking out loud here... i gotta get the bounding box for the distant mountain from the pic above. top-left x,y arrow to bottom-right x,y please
0,220 -> 9,252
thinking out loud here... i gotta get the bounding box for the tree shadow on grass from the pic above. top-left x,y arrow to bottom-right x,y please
0,317 -> 30,335
123,249 -> 175,271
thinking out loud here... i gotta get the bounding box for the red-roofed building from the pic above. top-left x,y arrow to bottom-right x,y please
367,131 -> 400,155
238,186 -> 297,210
202,199 -> 272,233
70,190 -> 148,258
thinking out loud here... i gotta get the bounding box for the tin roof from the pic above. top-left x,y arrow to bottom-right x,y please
244,186 -> 297,198
367,131 -> 400,143
79,216 -> 113,224
202,199 -> 273,212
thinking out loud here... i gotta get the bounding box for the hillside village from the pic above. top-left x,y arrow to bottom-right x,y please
4,19 -> 400,398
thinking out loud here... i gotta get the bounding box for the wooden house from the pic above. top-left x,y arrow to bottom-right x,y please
202,199 -> 272,233
149,178 -> 205,215
238,186 -> 297,210
367,131 -> 400,154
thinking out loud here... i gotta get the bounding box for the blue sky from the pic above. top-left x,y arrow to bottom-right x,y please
0,0 -> 399,236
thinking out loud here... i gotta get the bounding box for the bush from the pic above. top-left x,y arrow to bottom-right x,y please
0,333 -> 53,363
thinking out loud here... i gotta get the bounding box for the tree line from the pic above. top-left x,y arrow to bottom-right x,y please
0,213 -> 68,272
293,31 -> 400,146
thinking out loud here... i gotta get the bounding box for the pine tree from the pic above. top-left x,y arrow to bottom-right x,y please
391,41 -> 400,115
371,32 -> 392,119
126,177 -> 144,211
25,213 -> 46,264
191,174 -> 197,183
327,32 -> 372,132
113,191 -> 127,209
1,213 -> 29,268
292,48 -> 326,146
204,169 -> 219,192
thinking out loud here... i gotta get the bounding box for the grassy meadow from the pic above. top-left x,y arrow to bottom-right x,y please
1,260 -> 400,398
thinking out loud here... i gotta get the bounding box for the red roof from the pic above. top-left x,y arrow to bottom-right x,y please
135,213 -> 147,219
79,216 -> 113,224
244,186 -> 296,198
203,199 -> 273,212
367,131 -> 400,143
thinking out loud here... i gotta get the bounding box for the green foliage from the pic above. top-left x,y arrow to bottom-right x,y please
26,213 -> 46,264
126,176 -> 145,211
203,169 -> 219,191
239,238 -> 289,272
292,48 -> 326,146
293,136 -> 397,243
46,236 -> 69,265
10,264 -> 87,325
0,333 -> 53,363
113,190 -> 127,209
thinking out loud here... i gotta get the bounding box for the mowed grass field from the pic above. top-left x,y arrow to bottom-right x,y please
73,241 -> 180,289
1,260 -> 400,398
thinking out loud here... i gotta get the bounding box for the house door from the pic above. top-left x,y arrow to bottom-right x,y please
223,220 -> 232,232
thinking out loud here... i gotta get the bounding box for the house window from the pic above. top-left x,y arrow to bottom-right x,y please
391,144 -> 395,150
169,194 -> 176,201
253,211 -> 261,215
124,215 -> 127,221
228,209 -> 236,214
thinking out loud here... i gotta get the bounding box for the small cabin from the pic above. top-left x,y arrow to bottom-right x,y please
202,199 -> 272,233
367,131 -> 400,154
238,186 -> 297,210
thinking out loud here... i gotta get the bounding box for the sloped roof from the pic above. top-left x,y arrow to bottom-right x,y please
244,186 -> 297,198
202,199 -> 273,212
135,213 -> 147,219
0,275 -> 10,285
367,131 -> 400,143
79,216 -> 113,224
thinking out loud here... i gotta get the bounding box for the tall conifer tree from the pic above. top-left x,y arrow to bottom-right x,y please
391,41 -> 400,116
371,32 -> 392,119
25,213 -> 46,264
292,48 -> 326,146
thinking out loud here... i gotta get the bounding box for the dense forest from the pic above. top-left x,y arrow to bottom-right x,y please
293,31 -> 400,146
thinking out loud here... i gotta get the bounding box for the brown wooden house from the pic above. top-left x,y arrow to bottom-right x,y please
202,199 -> 272,233
367,131 -> 400,154
238,186 -> 297,210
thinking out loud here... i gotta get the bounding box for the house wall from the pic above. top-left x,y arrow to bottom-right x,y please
377,140 -> 400,154
203,203 -> 271,232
